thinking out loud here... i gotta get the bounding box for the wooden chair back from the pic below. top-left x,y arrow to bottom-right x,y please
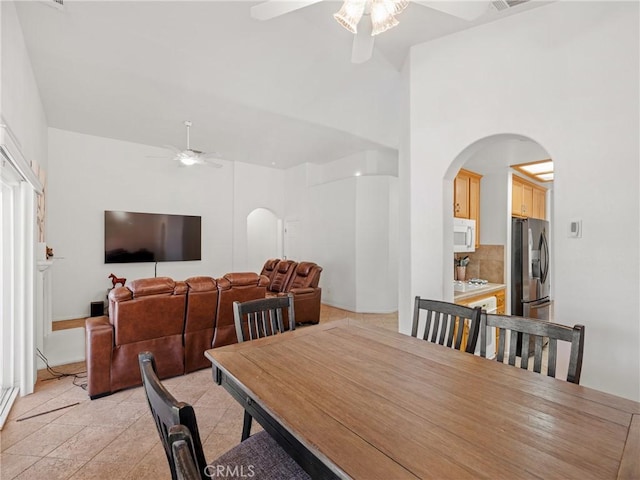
411,297 -> 482,354
138,351 -> 207,480
233,293 -> 295,343
232,293 -> 295,440
169,425 -> 201,480
480,313 -> 585,384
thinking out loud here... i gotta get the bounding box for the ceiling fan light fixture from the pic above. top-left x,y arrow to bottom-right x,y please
371,0 -> 399,36
178,150 -> 198,166
387,0 -> 409,15
334,0 -> 366,34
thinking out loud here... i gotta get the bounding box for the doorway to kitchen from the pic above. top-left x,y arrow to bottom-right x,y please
444,133 -> 554,317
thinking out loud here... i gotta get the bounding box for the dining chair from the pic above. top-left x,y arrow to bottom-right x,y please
411,297 -> 482,354
233,293 -> 295,343
168,425 -> 201,480
479,313 -> 585,384
138,351 -> 310,480
233,293 -> 295,441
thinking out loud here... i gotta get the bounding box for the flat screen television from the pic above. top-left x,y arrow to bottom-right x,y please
104,210 -> 201,263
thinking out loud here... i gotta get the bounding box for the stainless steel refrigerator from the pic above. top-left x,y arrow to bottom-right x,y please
511,217 -> 551,320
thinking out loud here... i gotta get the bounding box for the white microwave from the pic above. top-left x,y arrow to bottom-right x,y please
453,218 -> 476,253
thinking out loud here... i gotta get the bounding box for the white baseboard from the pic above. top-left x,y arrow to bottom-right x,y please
322,301 -> 398,315
53,314 -> 90,321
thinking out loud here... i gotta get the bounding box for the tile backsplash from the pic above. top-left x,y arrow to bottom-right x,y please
455,245 -> 504,284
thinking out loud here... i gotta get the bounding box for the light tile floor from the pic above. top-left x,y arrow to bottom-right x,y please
0,305 -> 397,480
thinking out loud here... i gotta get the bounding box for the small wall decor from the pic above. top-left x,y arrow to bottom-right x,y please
108,273 -> 126,288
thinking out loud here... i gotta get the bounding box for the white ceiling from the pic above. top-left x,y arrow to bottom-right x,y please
15,0 -> 546,169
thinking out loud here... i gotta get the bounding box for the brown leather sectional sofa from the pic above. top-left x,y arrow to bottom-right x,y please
86,262 -> 322,399
85,272 -> 268,399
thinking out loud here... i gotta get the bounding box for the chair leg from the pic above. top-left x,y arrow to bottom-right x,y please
241,410 -> 253,441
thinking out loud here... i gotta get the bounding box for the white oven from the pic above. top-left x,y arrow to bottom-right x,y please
468,295 -> 497,359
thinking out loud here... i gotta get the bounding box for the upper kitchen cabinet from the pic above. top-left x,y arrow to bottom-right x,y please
512,174 -> 547,220
454,169 -> 482,248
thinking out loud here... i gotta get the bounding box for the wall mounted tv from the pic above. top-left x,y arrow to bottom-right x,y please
104,210 -> 201,263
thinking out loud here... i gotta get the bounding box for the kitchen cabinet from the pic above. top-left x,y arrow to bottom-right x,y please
454,169 -> 482,249
495,289 -> 505,315
454,174 -> 470,219
512,174 -> 546,220
532,187 -> 546,220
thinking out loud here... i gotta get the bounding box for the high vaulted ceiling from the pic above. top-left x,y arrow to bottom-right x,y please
15,0 -> 546,169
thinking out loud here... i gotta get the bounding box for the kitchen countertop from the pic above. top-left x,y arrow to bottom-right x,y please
453,282 -> 506,302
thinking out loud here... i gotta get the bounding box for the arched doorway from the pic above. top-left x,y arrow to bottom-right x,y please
246,208 -> 281,273
444,133 -> 553,316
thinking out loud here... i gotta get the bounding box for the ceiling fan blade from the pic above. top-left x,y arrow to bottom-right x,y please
203,160 -> 224,169
199,155 -> 224,168
413,0 -> 491,20
351,24 -> 374,64
250,0 -> 324,20
161,144 -> 181,154
200,151 -> 222,160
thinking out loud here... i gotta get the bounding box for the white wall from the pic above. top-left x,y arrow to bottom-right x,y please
306,174 -> 397,313
405,1 -> 639,400
309,177 -> 357,310
356,176 -> 398,313
283,164 -> 312,260
247,208 -> 280,274
283,159 -> 399,313
47,128 -> 284,320
0,1 -> 48,173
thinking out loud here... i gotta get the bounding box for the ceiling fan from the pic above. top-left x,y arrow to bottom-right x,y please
160,121 -> 223,168
250,0 -> 491,64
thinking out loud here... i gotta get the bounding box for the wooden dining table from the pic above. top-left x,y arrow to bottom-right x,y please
205,319 -> 640,479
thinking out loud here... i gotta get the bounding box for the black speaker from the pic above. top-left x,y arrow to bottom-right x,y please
90,301 -> 104,317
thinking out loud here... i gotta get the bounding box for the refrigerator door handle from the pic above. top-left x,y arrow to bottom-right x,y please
525,297 -> 551,321
522,296 -> 550,305
540,229 -> 549,284
531,298 -> 551,308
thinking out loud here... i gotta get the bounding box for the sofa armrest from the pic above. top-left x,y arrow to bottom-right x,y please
288,287 -> 315,296
86,316 -> 113,399
281,288 -> 321,324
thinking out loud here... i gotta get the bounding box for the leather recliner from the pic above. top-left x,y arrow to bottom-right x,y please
85,277 -> 187,399
184,276 -> 218,373
260,259 -> 323,325
212,272 -> 270,348
281,261 -> 322,324
263,259 -> 298,329
265,259 -> 297,295
259,258 -> 281,283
